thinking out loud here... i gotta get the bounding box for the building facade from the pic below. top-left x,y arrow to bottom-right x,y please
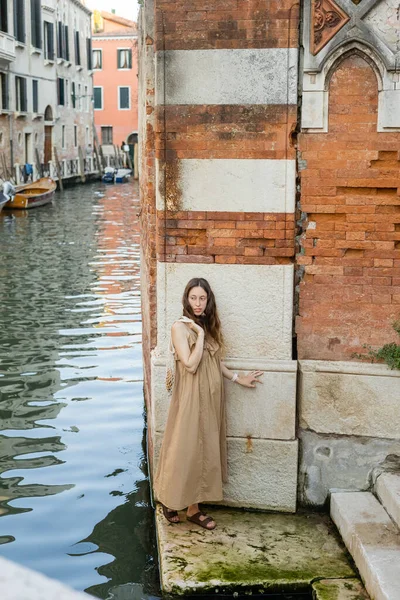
0,0 -> 94,180
92,10 -> 138,158
139,0 -> 400,512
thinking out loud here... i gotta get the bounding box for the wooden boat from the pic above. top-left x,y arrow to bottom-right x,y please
0,193 -> 8,213
5,178 -> 57,209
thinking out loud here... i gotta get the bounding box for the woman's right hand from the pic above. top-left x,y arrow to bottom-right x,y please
188,320 -> 204,335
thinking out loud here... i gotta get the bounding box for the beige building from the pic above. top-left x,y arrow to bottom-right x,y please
0,0 -> 94,183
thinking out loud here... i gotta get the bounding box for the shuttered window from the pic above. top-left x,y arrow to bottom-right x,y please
32,79 -> 38,113
64,25 -> 69,61
15,76 -> 27,112
0,1 -> 8,33
0,73 -> 9,110
101,127 -> 113,145
30,0 -> 42,49
57,77 -> 65,106
118,87 -> 130,110
13,0 -> 25,43
75,31 -> 80,65
86,38 -> 92,70
93,87 -> 102,110
44,21 -> 54,60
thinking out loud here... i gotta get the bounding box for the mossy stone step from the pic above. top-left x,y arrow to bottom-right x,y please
155,505 -> 356,595
312,579 -> 370,600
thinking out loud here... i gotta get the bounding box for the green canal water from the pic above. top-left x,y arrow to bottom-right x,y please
0,182 -> 159,599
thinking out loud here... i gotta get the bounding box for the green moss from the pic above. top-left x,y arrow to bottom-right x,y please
196,561 -> 315,588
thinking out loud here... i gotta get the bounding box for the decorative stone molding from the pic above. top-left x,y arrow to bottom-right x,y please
302,0 -> 400,132
311,0 -> 350,55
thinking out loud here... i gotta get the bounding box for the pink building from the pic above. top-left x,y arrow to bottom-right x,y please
92,10 -> 138,157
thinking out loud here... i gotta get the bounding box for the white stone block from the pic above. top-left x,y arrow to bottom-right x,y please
223,437 -> 298,512
156,48 -> 298,106
156,263 -> 294,359
151,354 -> 297,440
378,89 -> 400,131
331,492 -> 400,600
156,159 -> 296,213
0,556 -> 89,600
299,360 -> 400,439
301,90 -> 327,131
376,473 -> 400,530
154,434 -> 298,512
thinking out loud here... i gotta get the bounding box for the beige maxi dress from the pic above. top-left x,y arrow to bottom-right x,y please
154,324 -> 228,511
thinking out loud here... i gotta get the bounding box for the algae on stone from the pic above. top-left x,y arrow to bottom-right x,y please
155,505 -> 356,595
312,579 -> 370,600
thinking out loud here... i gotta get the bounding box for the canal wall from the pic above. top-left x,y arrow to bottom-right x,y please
139,0 -> 400,510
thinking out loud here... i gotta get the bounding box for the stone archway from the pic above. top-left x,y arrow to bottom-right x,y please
44,105 -> 53,122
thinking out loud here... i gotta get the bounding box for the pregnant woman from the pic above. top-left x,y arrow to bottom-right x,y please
154,277 -> 262,530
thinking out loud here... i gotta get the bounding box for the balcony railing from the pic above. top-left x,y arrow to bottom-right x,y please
0,31 -> 16,62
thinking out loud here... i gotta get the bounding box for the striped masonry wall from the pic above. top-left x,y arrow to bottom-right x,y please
142,0 -> 301,511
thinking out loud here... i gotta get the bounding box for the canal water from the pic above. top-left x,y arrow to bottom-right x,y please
0,182 -> 159,599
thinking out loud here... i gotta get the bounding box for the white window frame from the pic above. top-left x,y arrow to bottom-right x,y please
92,48 -> 102,70
117,47 -> 132,70
118,85 -> 130,110
61,125 -> 66,149
93,86 -> 103,110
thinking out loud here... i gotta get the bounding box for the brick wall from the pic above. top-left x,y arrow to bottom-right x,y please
154,0 -> 299,51
297,55 -> 400,360
157,211 -> 295,265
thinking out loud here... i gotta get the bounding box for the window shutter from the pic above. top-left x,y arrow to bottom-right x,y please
30,0 -> 36,47
35,0 -> 41,48
33,80 -> 38,113
86,38 -> 92,70
72,81 -> 76,108
75,31 -> 80,65
48,22 -> 54,59
57,21 -> 62,58
0,0 -> 8,33
64,25 -> 69,61
22,78 -> 27,112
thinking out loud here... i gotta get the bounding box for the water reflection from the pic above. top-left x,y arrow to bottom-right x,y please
0,183 -> 158,598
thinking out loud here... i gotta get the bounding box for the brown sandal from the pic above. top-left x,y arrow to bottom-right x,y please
187,511 -> 216,530
162,504 -> 180,524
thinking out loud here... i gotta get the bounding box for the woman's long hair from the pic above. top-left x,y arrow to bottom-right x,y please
182,278 -> 223,347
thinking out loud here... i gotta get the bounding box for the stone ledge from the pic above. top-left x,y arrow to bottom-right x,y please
300,360 -> 399,378
331,492 -> 400,600
376,472 -> 400,530
155,505 -> 355,595
299,360 -> 400,439
312,578 -> 370,600
0,556 -> 89,600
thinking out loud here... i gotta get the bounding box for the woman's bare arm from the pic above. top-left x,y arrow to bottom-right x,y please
221,362 -> 263,388
171,322 -> 204,374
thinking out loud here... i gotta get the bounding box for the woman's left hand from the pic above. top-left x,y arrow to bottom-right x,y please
237,371 -> 263,388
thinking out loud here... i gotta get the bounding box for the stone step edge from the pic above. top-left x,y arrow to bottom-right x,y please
330,491 -> 400,600
375,472 -> 400,531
